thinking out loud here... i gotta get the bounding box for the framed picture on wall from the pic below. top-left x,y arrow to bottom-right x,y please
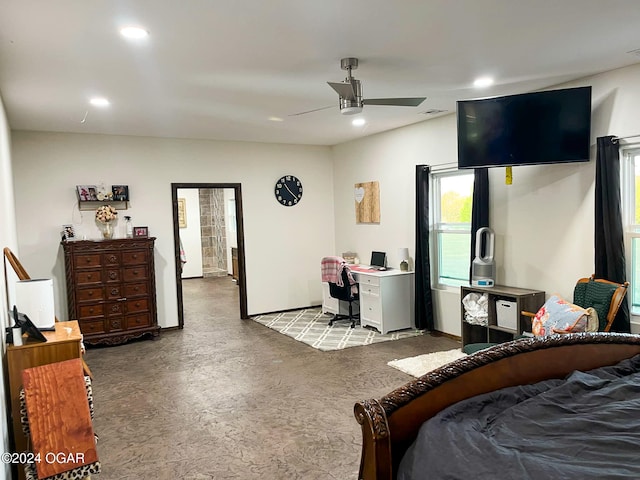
133,226 -> 149,238
76,185 -> 97,201
112,185 -> 129,201
177,198 -> 187,228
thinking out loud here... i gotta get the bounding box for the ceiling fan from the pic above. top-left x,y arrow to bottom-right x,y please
291,57 -> 426,116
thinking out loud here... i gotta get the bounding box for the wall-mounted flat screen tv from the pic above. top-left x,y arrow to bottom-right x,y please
457,86 -> 592,169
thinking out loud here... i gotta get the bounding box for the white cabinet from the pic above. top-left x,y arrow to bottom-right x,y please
357,271 -> 414,334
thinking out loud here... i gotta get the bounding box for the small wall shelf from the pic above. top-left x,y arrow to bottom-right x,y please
76,185 -> 129,211
78,200 -> 128,211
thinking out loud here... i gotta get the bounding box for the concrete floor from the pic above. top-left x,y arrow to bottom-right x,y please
85,276 -> 460,479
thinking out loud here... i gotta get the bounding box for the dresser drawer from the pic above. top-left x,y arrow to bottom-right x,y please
74,254 -> 102,269
123,250 -> 148,265
80,319 -> 106,335
78,303 -> 104,319
103,252 -> 121,266
106,285 -> 122,299
105,301 -> 125,317
358,274 -> 380,287
126,313 -> 151,329
123,266 -> 149,282
105,268 -> 121,283
76,270 -> 102,285
108,317 -> 124,332
127,297 -> 149,314
124,282 -> 149,297
76,287 -> 104,303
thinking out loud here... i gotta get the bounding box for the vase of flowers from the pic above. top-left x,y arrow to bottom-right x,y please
95,205 -> 118,239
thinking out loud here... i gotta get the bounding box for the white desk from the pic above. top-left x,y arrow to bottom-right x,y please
322,266 -> 415,334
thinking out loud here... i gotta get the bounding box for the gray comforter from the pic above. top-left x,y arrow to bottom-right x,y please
398,355 -> 640,479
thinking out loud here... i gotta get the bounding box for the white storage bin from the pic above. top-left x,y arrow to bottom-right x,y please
496,299 -> 518,331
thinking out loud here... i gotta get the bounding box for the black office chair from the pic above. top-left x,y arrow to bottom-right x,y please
328,268 -> 360,329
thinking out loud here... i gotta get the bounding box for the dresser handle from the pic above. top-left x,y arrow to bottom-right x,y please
87,274 -> 92,279
117,298 -> 127,302
133,270 -> 139,275
135,302 -> 141,307
88,291 -> 93,297
85,258 -> 92,263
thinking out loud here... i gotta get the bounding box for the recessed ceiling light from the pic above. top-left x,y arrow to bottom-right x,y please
120,26 -> 149,39
352,118 -> 366,127
268,116 -> 284,122
473,77 -> 494,88
89,97 -> 110,107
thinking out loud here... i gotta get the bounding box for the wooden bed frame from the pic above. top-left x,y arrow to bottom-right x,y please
354,333 -> 640,480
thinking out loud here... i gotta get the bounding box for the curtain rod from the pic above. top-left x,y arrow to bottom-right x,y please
429,162 -> 459,172
612,134 -> 640,142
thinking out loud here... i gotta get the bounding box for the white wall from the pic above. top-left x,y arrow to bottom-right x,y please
177,188 -> 203,278
11,133 -> 335,325
332,62 -> 640,336
0,93 -> 18,479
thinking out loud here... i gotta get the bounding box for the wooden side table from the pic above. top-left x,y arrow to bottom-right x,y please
6,321 -> 83,480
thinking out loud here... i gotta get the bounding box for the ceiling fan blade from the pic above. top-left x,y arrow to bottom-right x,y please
328,81 -> 356,100
288,105 -> 334,116
363,97 -> 426,107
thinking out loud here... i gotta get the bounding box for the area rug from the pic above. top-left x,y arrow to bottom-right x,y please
387,348 -> 467,377
252,308 -> 424,351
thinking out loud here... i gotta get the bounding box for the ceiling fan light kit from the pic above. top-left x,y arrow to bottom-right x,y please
330,57 -> 426,115
291,57 -> 426,117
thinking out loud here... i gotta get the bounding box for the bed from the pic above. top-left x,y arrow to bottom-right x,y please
354,332 -> 640,480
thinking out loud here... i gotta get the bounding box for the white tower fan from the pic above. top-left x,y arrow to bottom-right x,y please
471,227 -> 496,287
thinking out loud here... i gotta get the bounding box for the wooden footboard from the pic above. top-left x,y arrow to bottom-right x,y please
354,333 -> 640,480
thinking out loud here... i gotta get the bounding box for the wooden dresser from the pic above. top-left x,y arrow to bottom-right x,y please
62,238 -> 160,345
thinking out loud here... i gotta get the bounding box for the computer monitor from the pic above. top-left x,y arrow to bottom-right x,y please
370,251 -> 386,268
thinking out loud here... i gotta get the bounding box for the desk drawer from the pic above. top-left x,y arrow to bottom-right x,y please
358,274 -> 380,287
361,299 -> 381,324
359,284 -> 380,297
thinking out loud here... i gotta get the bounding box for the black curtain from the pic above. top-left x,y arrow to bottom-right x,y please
595,135 -> 629,332
469,168 -> 490,283
415,165 -> 435,330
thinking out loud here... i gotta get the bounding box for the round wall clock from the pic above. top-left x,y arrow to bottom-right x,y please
274,175 -> 303,206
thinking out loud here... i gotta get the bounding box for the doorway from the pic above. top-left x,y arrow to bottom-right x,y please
171,183 -> 248,327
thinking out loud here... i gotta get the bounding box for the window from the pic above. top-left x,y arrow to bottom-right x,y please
432,171 -> 474,287
621,145 -> 640,314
